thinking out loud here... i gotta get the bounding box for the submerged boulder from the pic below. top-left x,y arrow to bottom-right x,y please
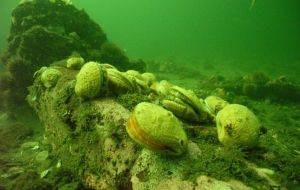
0,0 -> 145,113
28,65 -> 139,189
27,64 -> 268,189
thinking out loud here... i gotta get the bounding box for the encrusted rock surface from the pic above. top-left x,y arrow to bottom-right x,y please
28,66 -> 139,189
0,0 -> 145,113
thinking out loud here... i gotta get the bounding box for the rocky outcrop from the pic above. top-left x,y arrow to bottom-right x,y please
0,0 -> 145,113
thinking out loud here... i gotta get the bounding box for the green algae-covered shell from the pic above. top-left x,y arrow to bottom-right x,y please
126,102 -> 188,156
141,72 -> 156,86
216,104 -> 260,148
204,95 -> 229,116
66,57 -> 85,70
41,68 -> 62,88
75,61 -> 107,99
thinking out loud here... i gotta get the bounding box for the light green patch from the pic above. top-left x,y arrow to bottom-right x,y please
116,93 -> 150,111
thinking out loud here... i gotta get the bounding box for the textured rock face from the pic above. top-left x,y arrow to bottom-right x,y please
0,0 -> 106,111
0,0 -> 145,113
28,66 -> 139,189
5,0 -> 107,76
28,64 -> 283,190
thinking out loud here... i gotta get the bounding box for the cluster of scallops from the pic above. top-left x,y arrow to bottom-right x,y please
39,56 -> 262,156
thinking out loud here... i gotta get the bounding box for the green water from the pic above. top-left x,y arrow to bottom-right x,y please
0,1 -> 300,189
1,0 -> 300,61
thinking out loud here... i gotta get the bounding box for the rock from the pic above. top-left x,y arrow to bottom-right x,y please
195,175 -> 252,190
156,177 -> 194,190
1,0 -> 144,111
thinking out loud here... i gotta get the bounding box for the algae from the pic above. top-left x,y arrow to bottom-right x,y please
0,0 -> 299,189
116,93 -> 150,111
2,65 -> 300,189
23,64 -> 300,189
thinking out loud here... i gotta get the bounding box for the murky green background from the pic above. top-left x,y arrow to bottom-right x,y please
1,0 -> 300,61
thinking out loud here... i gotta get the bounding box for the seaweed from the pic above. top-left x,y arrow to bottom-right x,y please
251,127 -> 300,189
182,139 -> 267,188
11,170 -> 53,190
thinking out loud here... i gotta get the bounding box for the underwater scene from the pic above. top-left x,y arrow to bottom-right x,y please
0,0 -> 300,189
